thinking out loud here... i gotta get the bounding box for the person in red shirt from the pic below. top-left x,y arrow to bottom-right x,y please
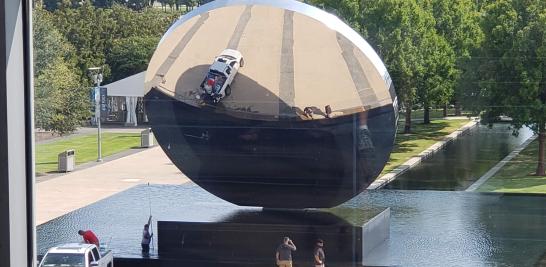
78,230 -> 100,248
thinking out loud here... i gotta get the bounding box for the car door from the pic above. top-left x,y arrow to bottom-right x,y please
225,66 -> 234,87
87,251 -> 94,266
230,60 -> 240,74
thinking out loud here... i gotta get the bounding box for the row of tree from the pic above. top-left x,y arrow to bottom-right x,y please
34,3 -> 182,134
34,0 -> 545,175
310,0 -> 545,175
310,0 -> 482,131
39,0 -> 213,11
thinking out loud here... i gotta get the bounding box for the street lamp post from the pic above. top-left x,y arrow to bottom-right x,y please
89,67 -> 103,162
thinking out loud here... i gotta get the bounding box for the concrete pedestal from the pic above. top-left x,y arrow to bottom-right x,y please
157,208 -> 390,267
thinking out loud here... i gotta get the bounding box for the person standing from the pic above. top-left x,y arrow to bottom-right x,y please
314,239 -> 325,267
141,215 -> 153,255
276,237 -> 297,267
78,230 -> 99,248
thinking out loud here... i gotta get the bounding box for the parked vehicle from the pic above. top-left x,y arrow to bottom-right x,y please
200,49 -> 244,103
39,243 -> 113,267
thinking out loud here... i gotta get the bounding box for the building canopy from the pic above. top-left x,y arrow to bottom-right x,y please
104,71 -> 145,97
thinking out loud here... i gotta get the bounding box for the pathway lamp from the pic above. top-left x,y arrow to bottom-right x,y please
88,67 -> 103,162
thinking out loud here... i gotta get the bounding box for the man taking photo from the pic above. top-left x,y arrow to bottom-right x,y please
276,237 -> 297,267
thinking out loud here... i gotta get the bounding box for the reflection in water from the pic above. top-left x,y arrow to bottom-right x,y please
346,190 -> 546,267
386,124 -> 534,190
37,184 -> 546,266
158,209 -> 363,266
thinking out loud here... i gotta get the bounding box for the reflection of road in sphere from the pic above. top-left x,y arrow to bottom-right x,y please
144,0 -> 398,208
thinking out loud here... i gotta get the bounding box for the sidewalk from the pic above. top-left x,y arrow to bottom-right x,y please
36,146 -> 189,225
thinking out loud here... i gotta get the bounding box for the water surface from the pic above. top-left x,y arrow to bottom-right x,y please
386,123 -> 534,190
37,184 -> 546,266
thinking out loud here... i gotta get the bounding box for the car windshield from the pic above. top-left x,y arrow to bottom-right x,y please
208,69 -> 225,78
41,253 -> 85,267
220,55 -> 236,60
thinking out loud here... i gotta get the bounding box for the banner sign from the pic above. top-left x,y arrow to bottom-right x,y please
93,87 -> 108,120
100,87 -> 108,119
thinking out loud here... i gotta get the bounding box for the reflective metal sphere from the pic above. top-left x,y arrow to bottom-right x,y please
145,0 -> 398,208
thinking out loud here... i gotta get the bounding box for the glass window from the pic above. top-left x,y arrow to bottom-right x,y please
31,1 -> 546,267
91,248 -> 100,261
41,253 -> 85,267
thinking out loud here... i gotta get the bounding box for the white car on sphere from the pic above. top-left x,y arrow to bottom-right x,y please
200,49 -> 245,103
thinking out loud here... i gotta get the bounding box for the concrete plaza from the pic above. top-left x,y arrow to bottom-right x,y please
36,146 -> 189,225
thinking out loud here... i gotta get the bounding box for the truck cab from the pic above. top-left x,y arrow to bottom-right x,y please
39,243 -> 114,267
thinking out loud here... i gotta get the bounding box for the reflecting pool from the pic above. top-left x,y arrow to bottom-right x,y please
37,184 -> 546,266
386,123 -> 534,190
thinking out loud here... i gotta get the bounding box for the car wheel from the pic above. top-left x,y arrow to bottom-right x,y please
240,58 -> 245,67
225,85 -> 232,96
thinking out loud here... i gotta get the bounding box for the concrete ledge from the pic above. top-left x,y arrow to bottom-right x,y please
362,208 -> 390,266
368,119 -> 479,189
465,134 -> 538,191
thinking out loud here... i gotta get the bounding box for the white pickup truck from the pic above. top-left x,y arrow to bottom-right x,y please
200,49 -> 245,103
39,243 -> 114,267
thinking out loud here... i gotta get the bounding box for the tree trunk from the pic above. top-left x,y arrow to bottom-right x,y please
404,106 -> 412,134
423,105 -> 431,124
536,124 -> 545,176
443,103 -> 448,117
455,100 -> 462,116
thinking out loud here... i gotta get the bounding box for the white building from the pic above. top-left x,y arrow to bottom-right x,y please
101,71 -> 147,126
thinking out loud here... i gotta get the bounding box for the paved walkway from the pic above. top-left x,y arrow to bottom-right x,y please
36,146 -> 189,225
465,134 -> 538,191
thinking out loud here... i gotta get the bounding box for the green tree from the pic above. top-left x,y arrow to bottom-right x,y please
424,0 -> 483,117
415,31 -> 457,124
114,0 -> 149,10
33,9 -> 78,76
35,3 -> 183,134
49,3 -> 116,79
361,0 -> 438,132
107,35 -> 159,82
48,4 -> 180,81
35,59 -> 91,135
308,0 -> 363,32
181,0 -> 197,11
34,9 -> 90,135
478,0 -> 546,175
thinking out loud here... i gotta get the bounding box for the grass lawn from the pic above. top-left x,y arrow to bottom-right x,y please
36,133 -> 140,174
478,139 -> 546,194
381,119 -> 470,175
399,108 -> 475,120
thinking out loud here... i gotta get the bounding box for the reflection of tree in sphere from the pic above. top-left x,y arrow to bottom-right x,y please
144,0 -> 398,208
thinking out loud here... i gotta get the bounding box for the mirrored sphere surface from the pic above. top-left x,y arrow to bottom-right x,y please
144,0 -> 398,208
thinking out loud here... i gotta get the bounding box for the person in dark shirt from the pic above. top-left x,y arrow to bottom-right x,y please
78,230 -> 99,248
276,237 -> 297,267
141,215 -> 153,256
314,239 -> 325,267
